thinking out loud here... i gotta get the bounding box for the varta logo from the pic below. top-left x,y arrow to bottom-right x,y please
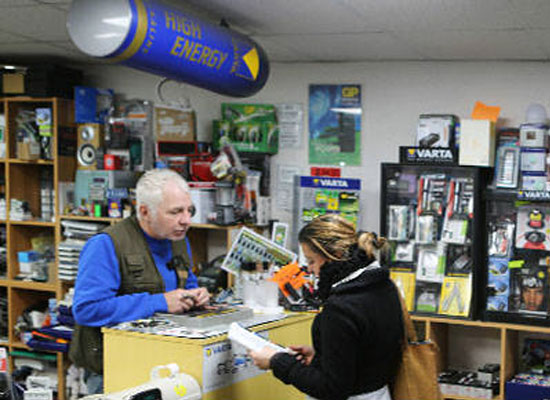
212,343 -> 232,354
415,149 -> 453,159
318,179 -> 349,187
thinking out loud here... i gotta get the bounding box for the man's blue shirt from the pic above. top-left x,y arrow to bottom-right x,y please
73,232 -> 198,327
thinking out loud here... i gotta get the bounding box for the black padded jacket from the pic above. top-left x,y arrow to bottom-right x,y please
270,262 -> 403,400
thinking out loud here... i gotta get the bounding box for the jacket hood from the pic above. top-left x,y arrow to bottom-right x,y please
330,265 -> 390,296
317,245 -> 389,301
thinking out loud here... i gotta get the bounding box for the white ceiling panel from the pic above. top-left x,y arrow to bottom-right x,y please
253,36 -> 307,62
0,0 -> 37,6
0,30 -> 32,43
0,0 -> 549,64
340,0 -> 525,31
524,29 -> 550,59
398,29 -> 547,60
0,4 -> 69,41
182,0 -> 370,35
259,32 -> 424,62
0,42 -> 74,56
509,0 -> 550,29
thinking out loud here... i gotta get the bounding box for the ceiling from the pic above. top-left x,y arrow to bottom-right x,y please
2,0 -> 550,65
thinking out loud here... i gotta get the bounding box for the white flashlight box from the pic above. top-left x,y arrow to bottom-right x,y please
189,183 -> 216,224
459,119 -> 496,167
416,114 -> 457,148
520,123 -> 548,148
520,148 -> 547,172
521,171 -> 547,191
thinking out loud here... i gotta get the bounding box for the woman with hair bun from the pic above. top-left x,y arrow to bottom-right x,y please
249,215 -> 403,400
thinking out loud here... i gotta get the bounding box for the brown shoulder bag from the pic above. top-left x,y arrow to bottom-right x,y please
391,289 -> 443,400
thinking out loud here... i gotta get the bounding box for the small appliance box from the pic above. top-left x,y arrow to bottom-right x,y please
459,119 -> 496,167
506,380 -> 550,400
75,170 -> 138,207
416,114 -> 458,148
74,86 -> 114,123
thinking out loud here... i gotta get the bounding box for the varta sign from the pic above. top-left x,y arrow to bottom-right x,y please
300,176 -> 361,190
315,178 -> 349,187
399,146 -> 458,165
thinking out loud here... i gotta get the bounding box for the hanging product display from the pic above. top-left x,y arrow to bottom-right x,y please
292,176 -> 361,252
381,163 -> 489,319
67,0 -> 269,97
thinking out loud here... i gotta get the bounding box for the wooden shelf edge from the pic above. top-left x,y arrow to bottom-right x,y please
10,280 -> 57,291
9,220 -> 56,227
60,215 -> 119,223
412,315 -> 550,334
8,158 -> 54,165
443,395 -> 499,400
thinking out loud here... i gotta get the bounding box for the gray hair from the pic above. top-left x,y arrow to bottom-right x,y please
135,168 -> 190,221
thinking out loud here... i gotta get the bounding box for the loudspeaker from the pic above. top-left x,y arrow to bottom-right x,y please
77,123 -> 104,169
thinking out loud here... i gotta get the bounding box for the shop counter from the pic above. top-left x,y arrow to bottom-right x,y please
103,312 -> 315,400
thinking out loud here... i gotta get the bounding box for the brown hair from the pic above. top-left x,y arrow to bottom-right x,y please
298,214 -> 388,262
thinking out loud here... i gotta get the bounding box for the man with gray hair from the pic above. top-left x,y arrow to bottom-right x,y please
70,169 -> 210,394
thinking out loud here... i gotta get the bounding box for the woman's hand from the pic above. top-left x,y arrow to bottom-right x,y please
289,345 -> 315,365
248,346 -> 280,370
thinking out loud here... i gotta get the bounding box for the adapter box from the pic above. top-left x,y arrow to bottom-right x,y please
459,119 -> 496,167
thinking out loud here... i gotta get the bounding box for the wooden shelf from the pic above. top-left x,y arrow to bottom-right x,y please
9,220 -> 55,227
443,395 -> 499,400
413,315 -> 550,334
8,158 -> 54,165
10,341 -> 29,350
60,215 -> 119,223
10,280 -> 56,292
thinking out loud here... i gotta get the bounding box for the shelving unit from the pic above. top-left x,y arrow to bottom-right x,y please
0,97 -> 76,400
412,314 -> 550,400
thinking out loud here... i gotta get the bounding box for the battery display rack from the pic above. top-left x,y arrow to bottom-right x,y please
485,187 -> 550,326
380,163 -> 489,319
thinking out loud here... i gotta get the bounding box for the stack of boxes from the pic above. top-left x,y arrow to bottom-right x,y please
519,123 -> 549,191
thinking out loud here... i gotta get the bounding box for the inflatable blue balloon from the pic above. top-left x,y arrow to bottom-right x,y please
67,0 -> 269,97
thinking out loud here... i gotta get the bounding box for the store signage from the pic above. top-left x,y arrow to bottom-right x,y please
300,176 -> 361,190
517,190 -> 550,201
399,146 -> 458,165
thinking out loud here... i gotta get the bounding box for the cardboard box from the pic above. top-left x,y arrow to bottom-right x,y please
221,103 -> 277,123
459,119 -> 496,167
17,141 -> 40,160
154,106 -> 195,141
2,73 -> 25,94
416,114 -> 458,148
213,119 -> 279,154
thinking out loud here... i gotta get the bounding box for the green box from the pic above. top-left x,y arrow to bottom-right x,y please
213,119 -> 278,154
221,103 -> 277,123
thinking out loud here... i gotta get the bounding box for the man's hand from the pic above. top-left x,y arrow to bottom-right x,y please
187,287 -> 210,307
164,289 -> 196,313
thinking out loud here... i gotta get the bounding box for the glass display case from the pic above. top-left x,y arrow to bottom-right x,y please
380,163 -> 489,319
484,188 -> 550,326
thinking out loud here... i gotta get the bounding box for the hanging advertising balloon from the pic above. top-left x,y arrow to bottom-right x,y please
67,0 -> 269,97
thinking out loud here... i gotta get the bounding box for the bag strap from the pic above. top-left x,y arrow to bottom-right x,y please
394,283 -> 418,343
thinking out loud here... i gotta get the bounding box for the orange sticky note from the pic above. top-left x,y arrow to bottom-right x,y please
471,101 -> 501,123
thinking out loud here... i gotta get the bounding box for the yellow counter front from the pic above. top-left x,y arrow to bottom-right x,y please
103,313 -> 315,400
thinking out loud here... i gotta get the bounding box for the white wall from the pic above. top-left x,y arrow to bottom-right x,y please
84,60 -> 550,234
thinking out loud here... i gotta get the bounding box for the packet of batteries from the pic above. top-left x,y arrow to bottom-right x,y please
416,174 -> 447,216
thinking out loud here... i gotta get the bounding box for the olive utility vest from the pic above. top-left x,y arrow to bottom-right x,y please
68,216 -> 191,374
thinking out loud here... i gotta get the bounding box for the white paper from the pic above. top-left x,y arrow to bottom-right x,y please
276,103 -> 303,149
228,322 -> 285,352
